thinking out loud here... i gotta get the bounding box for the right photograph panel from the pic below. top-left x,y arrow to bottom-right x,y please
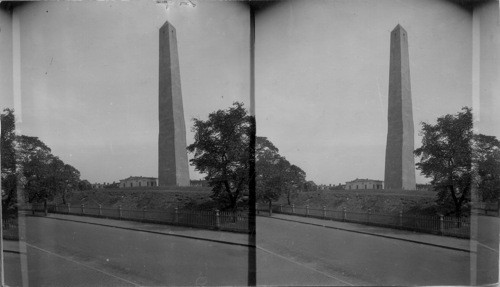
254,0 -> 499,285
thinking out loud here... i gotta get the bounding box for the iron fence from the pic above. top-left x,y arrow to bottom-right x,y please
2,217 -> 19,240
258,203 -> 470,239
25,203 -> 251,233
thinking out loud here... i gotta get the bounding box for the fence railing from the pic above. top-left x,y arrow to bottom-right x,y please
472,202 -> 499,216
257,203 -> 470,239
24,204 -> 251,234
2,217 -> 19,240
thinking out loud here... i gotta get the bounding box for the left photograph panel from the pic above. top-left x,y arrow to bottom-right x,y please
0,1 -> 252,286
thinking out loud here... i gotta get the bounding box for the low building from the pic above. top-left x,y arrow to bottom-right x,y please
345,178 -> 383,190
119,176 -> 158,188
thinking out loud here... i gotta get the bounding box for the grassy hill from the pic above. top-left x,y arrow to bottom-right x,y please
55,187 -> 440,216
57,187 -> 214,210
275,189 -> 440,216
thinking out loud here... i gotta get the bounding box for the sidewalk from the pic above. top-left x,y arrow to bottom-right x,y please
3,240 -> 21,254
264,213 -> 471,252
5,212 -> 471,252
21,213 -> 251,247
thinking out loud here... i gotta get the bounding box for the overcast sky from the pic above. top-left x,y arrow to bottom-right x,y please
1,0 -> 495,186
2,0 -> 250,183
255,0 -> 473,185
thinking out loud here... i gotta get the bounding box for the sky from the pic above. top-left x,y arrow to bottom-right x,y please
0,0 -> 250,183
0,0 -> 497,186
255,0 -> 474,185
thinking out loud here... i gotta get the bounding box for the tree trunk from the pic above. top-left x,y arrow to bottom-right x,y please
455,205 -> 462,228
268,200 -> 272,216
62,189 -> 67,205
44,198 -> 48,216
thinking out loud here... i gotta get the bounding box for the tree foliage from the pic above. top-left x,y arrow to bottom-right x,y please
78,179 -> 92,191
187,102 -> 252,210
1,109 -> 85,210
1,109 -> 17,215
256,137 -> 306,207
473,134 -> 500,202
415,107 -> 500,217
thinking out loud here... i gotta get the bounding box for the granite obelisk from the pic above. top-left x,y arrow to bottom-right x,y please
384,25 -> 416,190
158,21 -> 190,186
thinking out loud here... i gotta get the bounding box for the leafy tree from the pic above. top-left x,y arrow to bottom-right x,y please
1,109 -> 83,207
303,180 -> 318,192
78,179 -> 92,191
58,163 -> 81,204
415,107 -> 472,218
256,137 -> 307,210
473,134 -> 500,202
17,135 -> 83,206
415,107 -> 500,217
283,164 -> 306,204
256,137 -> 285,212
1,109 -> 18,216
17,135 -> 57,204
187,102 -> 252,210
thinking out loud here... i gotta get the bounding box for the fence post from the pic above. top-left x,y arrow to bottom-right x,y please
439,215 -> 444,235
305,205 -> 309,217
291,204 -> 295,214
215,209 -> 220,229
81,204 -> 84,215
143,207 -> 146,221
118,205 -> 122,219
399,210 -> 403,228
322,206 -> 326,219
67,203 -> 71,214
98,204 -> 102,216
342,207 -> 346,222
279,204 -> 283,213
174,207 -> 179,223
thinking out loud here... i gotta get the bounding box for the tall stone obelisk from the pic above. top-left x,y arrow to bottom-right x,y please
384,25 -> 416,190
158,21 -> 190,186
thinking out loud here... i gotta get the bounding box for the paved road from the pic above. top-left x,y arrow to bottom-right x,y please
13,216 -> 250,286
5,215 -> 472,286
256,217 -> 470,286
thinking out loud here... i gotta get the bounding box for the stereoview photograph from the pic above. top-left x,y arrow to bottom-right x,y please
0,0 -> 498,286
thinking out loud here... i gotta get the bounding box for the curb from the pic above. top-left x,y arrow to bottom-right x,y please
29,215 -> 253,248
263,215 -> 471,253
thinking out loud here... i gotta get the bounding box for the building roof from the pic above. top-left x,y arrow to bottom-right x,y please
120,176 -> 157,182
346,178 -> 383,183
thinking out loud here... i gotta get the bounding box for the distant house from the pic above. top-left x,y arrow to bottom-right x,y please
345,178 -> 383,190
119,176 -> 158,188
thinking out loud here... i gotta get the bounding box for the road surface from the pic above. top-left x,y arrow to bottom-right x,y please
257,217 -> 470,286
5,215 -> 472,286
13,216 -> 249,286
